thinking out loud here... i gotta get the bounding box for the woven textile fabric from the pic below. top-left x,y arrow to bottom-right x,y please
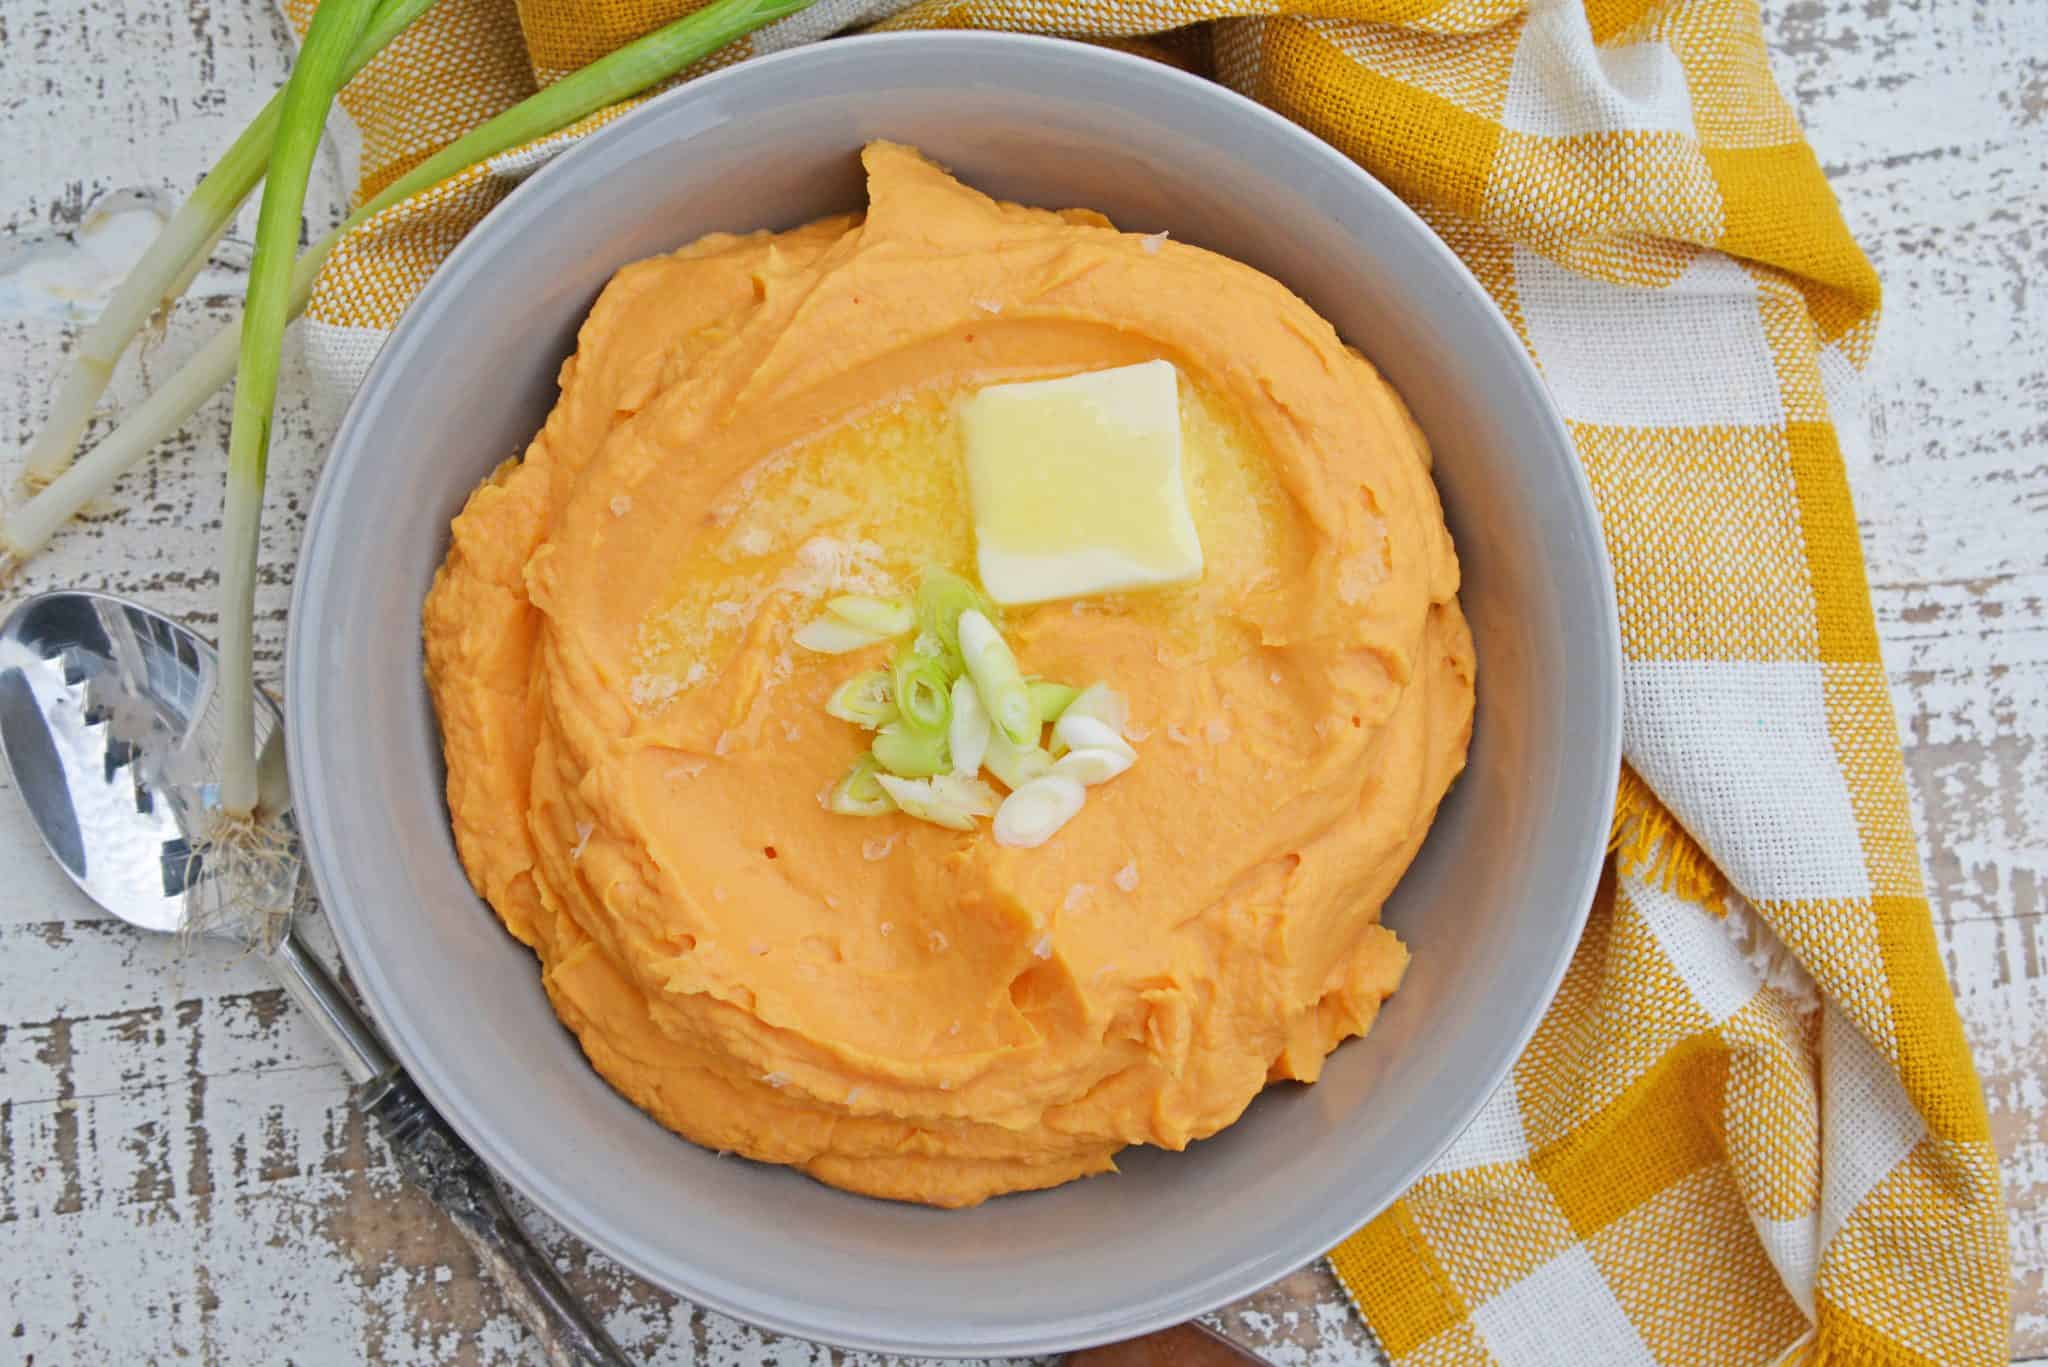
278,0 -> 2011,1360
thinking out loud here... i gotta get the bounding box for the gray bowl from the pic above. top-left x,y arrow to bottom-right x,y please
286,31 -> 1620,1357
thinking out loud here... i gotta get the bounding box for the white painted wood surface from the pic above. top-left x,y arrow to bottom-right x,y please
1,0 -> 2041,1361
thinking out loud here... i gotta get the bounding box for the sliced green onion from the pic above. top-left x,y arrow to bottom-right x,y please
875,775 -> 982,831
826,755 -> 895,816
932,774 -> 1000,817
983,729 -> 1054,791
1027,680 -> 1079,724
2,0 -> 823,572
827,594 -> 913,639
826,671 -> 897,730
957,609 -> 1037,747
872,722 -> 950,778
993,775 -> 1087,848
914,567 -> 993,664
948,676 -> 992,777
1052,746 -> 1134,787
218,0 -> 377,815
1062,682 -> 1130,734
795,618 -> 886,654
1053,712 -> 1137,765
891,642 -> 953,735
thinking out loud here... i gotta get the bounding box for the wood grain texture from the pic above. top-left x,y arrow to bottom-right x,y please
1761,1 -> 2048,1356
0,0 -> 2041,1361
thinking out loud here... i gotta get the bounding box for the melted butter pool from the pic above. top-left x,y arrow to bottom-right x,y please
635,372 -> 1300,692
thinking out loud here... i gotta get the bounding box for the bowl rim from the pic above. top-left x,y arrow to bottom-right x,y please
287,28 -> 1620,1356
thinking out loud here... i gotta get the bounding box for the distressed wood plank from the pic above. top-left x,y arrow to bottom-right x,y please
0,0 -> 2041,1361
1761,0 -> 2048,1352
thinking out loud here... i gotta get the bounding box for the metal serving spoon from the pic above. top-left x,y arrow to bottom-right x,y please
0,590 -> 629,1367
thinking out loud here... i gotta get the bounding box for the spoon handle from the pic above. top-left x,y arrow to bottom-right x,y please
261,934 -> 631,1366
370,1078 -> 634,1367
267,928 -> 399,1092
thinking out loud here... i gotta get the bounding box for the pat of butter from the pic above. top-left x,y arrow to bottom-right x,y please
959,360 -> 1204,606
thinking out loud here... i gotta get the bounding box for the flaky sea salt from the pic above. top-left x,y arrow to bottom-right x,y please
1032,934 -> 1054,960
570,821 -> 594,861
609,495 -> 632,517
1064,883 -> 1094,912
929,929 -> 950,953
862,836 -> 896,862
1141,231 -> 1168,254
1114,859 -> 1139,893
763,1072 -> 789,1089
1166,723 -> 1195,745
1337,549 -> 1387,605
1203,720 -> 1232,744
630,674 -> 680,707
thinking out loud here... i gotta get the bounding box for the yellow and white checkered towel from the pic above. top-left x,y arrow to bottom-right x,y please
282,0 -> 2012,1361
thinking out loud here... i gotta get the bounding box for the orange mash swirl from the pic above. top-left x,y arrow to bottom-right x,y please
423,143 -> 1474,1207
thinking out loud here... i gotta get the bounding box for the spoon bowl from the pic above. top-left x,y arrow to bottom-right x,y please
0,589 -> 291,941
0,589 -> 631,1366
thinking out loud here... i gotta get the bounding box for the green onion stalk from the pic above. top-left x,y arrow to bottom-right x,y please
217,0 -> 379,819
18,0 -> 437,490
0,0 -> 821,575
